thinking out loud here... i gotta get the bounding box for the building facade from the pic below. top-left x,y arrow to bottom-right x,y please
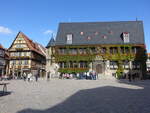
146,53 -> 150,72
47,21 -> 147,79
0,44 -> 9,77
8,32 -> 46,78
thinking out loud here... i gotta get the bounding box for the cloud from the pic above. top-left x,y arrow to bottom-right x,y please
0,26 -> 12,34
44,30 -> 53,35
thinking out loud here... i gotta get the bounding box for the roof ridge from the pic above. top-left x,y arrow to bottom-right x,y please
60,20 -> 143,24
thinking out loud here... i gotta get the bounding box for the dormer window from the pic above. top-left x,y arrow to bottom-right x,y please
80,32 -> 84,35
87,36 -> 91,40
123,32 -> 130,43
95,32 -> 99,35
102,35 -> 107,39
66,34 -> 73,44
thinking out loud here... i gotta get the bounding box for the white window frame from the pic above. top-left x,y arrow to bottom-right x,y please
123,32 -> 130,43
66,34 -> 73,44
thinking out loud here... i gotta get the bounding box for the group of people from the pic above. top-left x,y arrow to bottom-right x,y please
128,73 -> 140,82
59,70 -> 98,80
22,72 -> 39,82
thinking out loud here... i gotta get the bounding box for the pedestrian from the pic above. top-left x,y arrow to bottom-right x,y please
27,72 -> 32,82
76,73 -> 79,79
23,72 -> 26,81
128,73 -> 131,82
35,74 -> 38,82
132,73 -> 135,81
93,71 -> 96,80
91,70 -> 95,80
89,71 -> 92,80
47,72 -> 50,81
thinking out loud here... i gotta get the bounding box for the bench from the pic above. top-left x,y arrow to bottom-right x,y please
0,83 -> 9,94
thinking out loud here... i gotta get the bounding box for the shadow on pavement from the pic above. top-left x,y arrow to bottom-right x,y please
17,80 -> 150,113
0,91 -> 12,97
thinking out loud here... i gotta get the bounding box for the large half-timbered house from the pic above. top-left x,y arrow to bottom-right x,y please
8,32 -> 46,78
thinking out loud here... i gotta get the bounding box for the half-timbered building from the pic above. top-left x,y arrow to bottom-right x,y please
8,32 -> 46,78
0,44 -> 9,77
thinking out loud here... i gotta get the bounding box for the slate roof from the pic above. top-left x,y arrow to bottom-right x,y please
46,37 -> 55,48
55,21 -> 145,46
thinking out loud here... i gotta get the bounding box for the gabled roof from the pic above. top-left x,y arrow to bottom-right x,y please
55,21 -> 145,45
46,36 -> 55,48
9,32 -> 46,57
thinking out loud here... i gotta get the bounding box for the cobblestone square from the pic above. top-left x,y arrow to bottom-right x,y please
0,79 -> 150,113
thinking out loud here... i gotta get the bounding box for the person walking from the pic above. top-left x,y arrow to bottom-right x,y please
23,72 -> 26,81
128,73 -> 131,82
27,72 -> 32,82
47,71 -> 50,81
93,71 -> 96,80
35,74 -> 38,82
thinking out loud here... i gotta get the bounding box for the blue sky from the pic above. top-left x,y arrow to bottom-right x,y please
0,0 -> 150,52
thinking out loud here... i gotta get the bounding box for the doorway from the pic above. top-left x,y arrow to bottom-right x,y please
96,64 -> 103,74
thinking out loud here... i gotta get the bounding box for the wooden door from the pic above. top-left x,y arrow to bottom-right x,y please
96,64 -> 103,74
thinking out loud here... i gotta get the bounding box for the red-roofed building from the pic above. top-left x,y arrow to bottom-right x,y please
146,53 -> 150,72
0,44 -> 9,78
8,32 -> 46,78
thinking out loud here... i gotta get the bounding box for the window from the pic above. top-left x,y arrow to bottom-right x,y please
110,61 -> 118,69
80,32 -> 84,35
69,61 -> 73,68
23,52 -> 27,56
73,62 -> 78,68
14,52 -> 19,56
114,47 -> 118,54
132,61 -> 140,69
90,47 -> 96,54
87,36 -> 91,40
10,52 -> 14,57
12,60 -> 16,65
132,47 -> 137,54
102,35 -> 107,39
79,48 -> 86,54
69,48 -> 77,54
123,32 -> 129,43
110,47 -> 113,54
79,61 -> 87,68
24,60 -> 28,65
95,32 -> 99,35
120,47 -> 125,54
17,37 -> 23,41
123,60 -> 129,69
19,52 -> 22,56
64,62 -> 67,68
59,62 -> 63,68
101,47 -> 106,54
59,48 -> 67,54
16,44 -> 22,48
18,60 -> 22,65
66,34 -> 73,44
125,47 -> 130,53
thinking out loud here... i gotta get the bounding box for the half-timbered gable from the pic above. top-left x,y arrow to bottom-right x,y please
8,32 -> 46,78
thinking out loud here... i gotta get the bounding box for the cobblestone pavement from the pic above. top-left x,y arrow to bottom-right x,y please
0,79 -> 150,113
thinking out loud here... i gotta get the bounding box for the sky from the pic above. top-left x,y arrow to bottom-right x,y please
0,0 -> 150,52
